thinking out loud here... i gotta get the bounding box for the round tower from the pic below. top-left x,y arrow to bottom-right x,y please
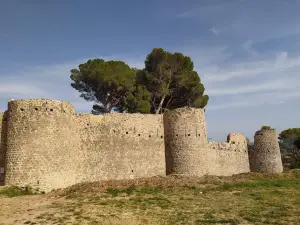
163,107 -> 208,175
249,128 -> 283,173
4,99 -> 80,191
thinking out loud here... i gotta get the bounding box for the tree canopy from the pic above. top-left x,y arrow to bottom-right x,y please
279,128 -> 300,141
70,48 -> 209,114
70,59 -> 137,114
278,128 -> 300,169
141,48 -> 209,114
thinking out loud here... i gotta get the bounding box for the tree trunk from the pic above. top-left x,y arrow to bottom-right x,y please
155,95 -> 166,114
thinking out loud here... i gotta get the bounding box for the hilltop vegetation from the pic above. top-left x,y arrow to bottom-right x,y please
70,48 -> 209,114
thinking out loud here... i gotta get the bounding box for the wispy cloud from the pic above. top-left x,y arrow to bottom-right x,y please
209,27 -> 220,36
176,1 -> 300,44
0,55 -> 146,113
202,52 -> 300,82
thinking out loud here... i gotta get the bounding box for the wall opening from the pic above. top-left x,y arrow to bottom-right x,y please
20,108 -> 24,111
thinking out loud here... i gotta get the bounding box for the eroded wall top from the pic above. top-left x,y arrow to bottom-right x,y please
227,133 -> 248,145
7,99 -> 76,115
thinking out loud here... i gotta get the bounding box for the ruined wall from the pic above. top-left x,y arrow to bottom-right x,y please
227,133 -> 248,145
2,98 -> 278,192
4,99 -> 165,191
249,128 -> 283,173
4,99 -> 81,191
205,142 -> 249,176
0,111 -> 8,184
75,113 -> 165,183
163,107 -> 249,176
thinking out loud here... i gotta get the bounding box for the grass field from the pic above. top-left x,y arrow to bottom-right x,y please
1,170 -> 300,225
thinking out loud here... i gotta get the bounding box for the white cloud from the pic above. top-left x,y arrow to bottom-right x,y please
208,78 -> 299,96
202,52 -> 300,82
209,27 -> 220,36
242,40 -> 259,57
208,91 -> 300,110
0,55 -> 146,113
176,1 -> 300,44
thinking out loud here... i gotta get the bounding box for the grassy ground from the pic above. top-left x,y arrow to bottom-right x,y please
1,170 -> 300,225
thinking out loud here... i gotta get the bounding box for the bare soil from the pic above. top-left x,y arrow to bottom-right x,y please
1,171 -> 300,225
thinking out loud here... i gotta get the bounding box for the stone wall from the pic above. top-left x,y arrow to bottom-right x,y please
1,98 -> 282,192
163,107 -> 249,176
76,113 -> 165,184
4,99 -> 165,191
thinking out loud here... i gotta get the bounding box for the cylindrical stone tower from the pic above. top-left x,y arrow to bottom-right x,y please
4,99 -> 80,191
249,128 -> 283,173
163,107 -> 208,175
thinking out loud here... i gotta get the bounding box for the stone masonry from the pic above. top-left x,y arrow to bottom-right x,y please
0,99 -> 283,192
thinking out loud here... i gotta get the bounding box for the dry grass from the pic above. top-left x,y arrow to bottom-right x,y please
1,170 -> 300,225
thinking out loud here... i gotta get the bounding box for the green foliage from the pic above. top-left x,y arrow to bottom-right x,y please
70,59 -> 137,114
294,137 -> 300,149
143,48 -> 209,113
279,128 -> 300,169
261,125 -> 272,130
279,128 -> 300,141
0,185 -> 35,197
70,48 -> 209,114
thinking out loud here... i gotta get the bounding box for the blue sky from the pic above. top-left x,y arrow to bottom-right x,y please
0,0 -> 299,141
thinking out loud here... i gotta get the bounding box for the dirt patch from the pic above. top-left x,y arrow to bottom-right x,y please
1,171 -> 300,225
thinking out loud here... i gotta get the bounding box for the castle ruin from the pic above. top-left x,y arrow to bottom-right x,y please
0,99 -> 283,192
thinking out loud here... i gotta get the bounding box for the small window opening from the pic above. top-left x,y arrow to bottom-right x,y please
35,108 -> 38,111
188,134 -> 190,136
161,135 -> 163,138
149,135 -> 151,138
50,109 -> 53,112
131,170 -> 134,173
198,134 -> 200,136
20,108 -> 24,111
126,131 -> 128,134
138,134 -> 141,136
232,141 -> 235,144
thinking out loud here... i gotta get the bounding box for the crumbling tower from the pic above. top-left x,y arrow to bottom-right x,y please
249,128 -> 283,173
163,107 -> 208,176
0,111 -> 8,184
